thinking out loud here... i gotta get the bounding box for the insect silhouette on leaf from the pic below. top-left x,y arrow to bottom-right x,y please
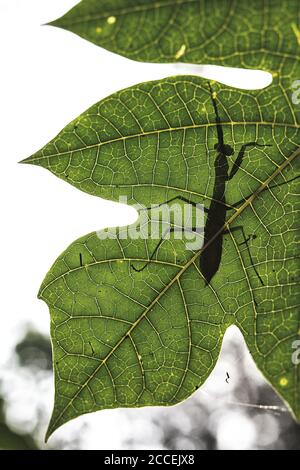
199,83 -> 270,285
131,83 -> 296,285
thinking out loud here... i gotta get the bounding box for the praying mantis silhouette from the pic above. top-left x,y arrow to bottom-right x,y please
131,83 -> 295,286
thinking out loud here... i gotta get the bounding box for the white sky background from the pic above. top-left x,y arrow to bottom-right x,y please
0,0 -> 274,449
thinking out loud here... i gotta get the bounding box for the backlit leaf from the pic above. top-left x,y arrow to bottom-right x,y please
22,76 -> 300,439
49,0 -> 300,77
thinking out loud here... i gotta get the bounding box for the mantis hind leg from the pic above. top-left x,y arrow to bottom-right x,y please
131,225 -> 202,273
138,195 -> 205,212
226,175 -> 300,211
224,225 -> 264,286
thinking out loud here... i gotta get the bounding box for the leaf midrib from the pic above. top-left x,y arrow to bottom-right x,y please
46,147 -> 300,438
25,120 -> 298,163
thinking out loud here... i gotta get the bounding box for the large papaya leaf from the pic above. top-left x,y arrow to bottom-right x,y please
49,0 -> 299,76
22,77 -> 300,440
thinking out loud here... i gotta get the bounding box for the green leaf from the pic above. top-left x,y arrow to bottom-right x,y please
49,0 -> 300,75
22,76 -> 300,439
21,76 -> 300,208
